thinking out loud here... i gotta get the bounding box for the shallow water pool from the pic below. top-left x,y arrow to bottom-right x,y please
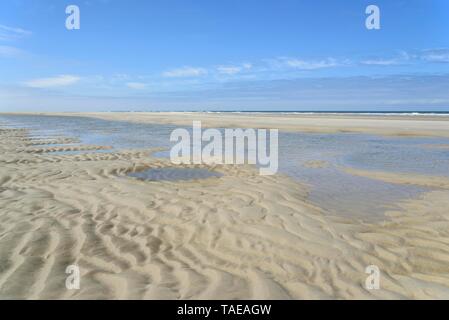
2,114 -> 448,219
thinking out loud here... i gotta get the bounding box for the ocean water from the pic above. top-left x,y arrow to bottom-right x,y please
2,114 -> 449,219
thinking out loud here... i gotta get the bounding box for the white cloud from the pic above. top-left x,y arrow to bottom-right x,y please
112,73 -> 131,81
361,51 -> 410,66
217,66 -> 241,75
276,57 -> 339,70
217,63 -> 252,75
162,66 -> 207,78
286,58 -> 338,69
0,24 -> 32,41
421,49 -> 449,63
24,75 -> 81,88
0,45 -> 24,58
126,82 -> 147,89
361,59 -> 399,66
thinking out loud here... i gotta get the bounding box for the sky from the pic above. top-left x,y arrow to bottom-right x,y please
0,0 -> 449,112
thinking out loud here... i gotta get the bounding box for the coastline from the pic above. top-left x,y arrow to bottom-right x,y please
4,111 -> 449,138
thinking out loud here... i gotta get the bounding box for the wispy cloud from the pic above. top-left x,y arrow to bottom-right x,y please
162,66 -> 208,78
272,57 -> 340,70
0,45 -> 25,58
421,49 -> 449,63
217,63 -> 252,75
361,58 -> 400,66
361,51 -> 410,66
126,82 -> 147,89
24,75 -> 81,88
0,24 -> 32,41
217,66 -> 242,75
360,49 -> 449,66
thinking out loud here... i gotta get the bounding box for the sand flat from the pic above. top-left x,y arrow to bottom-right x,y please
11,112 -> 449,138
1,119 -> 449,299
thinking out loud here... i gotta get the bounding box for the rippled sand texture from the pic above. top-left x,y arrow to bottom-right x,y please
1,127 -> 449,299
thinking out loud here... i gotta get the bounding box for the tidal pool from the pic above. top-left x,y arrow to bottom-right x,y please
2,114 -> 448,219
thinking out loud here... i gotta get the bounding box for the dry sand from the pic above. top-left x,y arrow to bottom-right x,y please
1,115 -> 449,299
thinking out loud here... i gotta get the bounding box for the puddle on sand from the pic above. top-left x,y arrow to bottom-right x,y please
128,167 -> 222,182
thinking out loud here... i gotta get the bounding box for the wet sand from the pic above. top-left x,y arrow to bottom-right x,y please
1,120 -> 449,299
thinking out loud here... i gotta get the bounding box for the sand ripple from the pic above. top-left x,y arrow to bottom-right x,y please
1,127 -> 449,299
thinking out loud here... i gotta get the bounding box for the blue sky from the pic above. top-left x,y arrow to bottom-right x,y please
1,0 -> 449,111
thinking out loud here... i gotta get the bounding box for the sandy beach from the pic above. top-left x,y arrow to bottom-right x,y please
23,112 -> 449,138
1,113 -> 449,299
